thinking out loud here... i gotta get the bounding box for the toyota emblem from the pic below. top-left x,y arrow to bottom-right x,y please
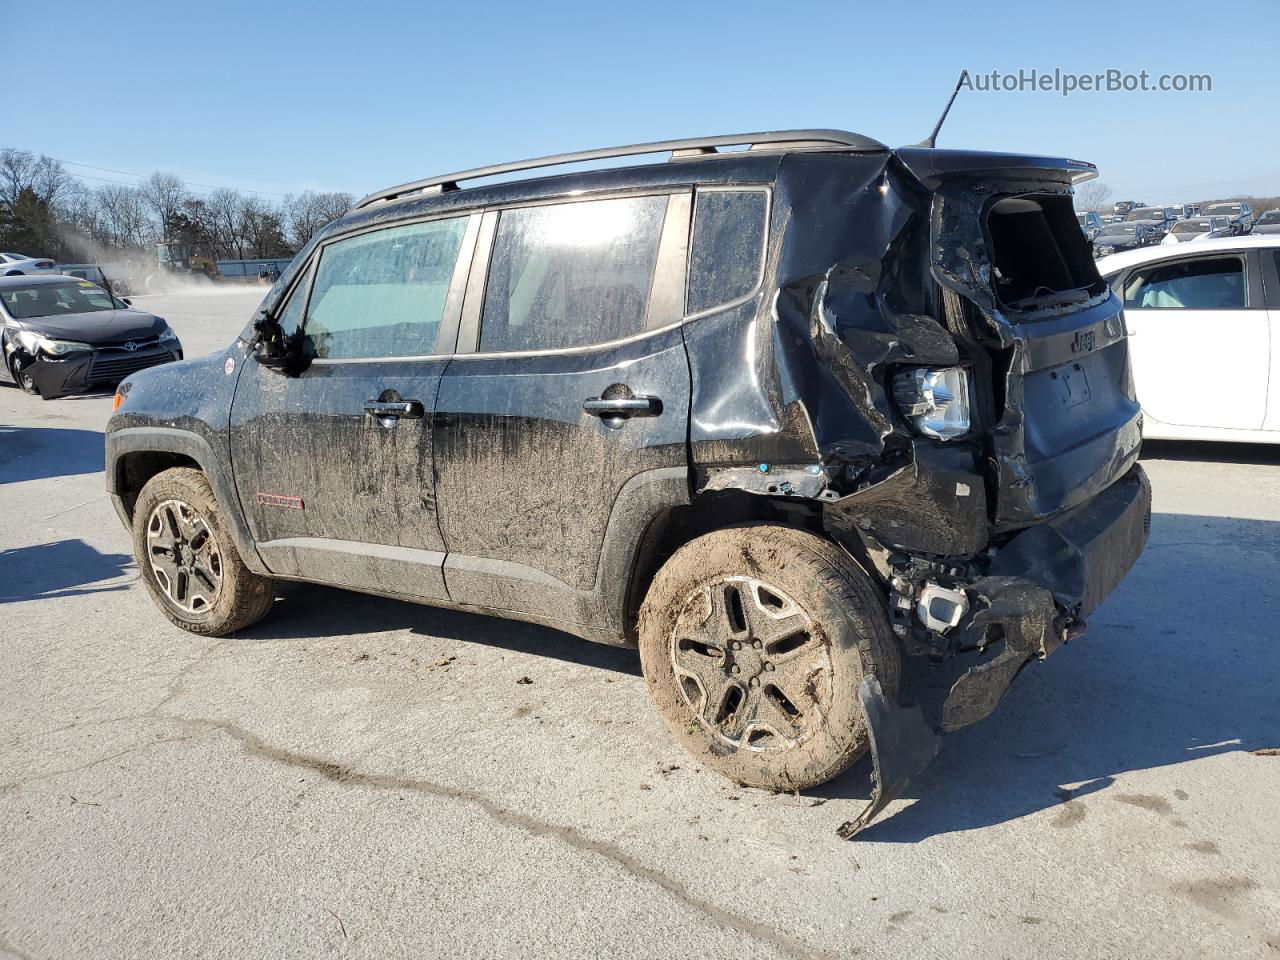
123,341 -> 138,352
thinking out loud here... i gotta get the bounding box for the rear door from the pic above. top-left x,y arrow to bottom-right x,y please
1262,248 -> 1280,433
229,213 -> 480,599
433,191 -> 692,626
1121,251 -> 1268,430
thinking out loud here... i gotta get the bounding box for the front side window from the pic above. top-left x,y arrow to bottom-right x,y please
1123,256 -> 1245,309
303,217 -> 468,360
686,188 -> 769,316
479,195 -> 668,353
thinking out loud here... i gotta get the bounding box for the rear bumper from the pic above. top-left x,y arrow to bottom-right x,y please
843,465 -> 1151,837
941,463 -> 1151,730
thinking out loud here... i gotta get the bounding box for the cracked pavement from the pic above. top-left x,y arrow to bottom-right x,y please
2,290 -> 1279,959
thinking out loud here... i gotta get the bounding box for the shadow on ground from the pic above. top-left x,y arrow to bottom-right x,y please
1142,438 -> 1280,466
0,424 -> 104,483
240,509 -> 1280,841
0,539 -> 134,603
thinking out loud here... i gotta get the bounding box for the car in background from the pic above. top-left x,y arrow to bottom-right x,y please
1202,201 -> 1254,234
1113,200 -> 1145,217
1077,210 -> 1104,241
1,252 -> 57,276
0,275 -> 183,399
1168,203 -> 1196,220
1093,221 -> 1155,256
1160,216 -> 1233,244
1252,209 -> 1280,235
1126,206 -> 1174,240
1097,236 -> 1280,443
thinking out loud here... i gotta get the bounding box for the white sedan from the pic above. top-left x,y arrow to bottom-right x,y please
1097,236 -> 1280,443
0,252 -> 57,276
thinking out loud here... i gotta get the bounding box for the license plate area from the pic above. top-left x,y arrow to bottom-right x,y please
1051,361 -> 1091,409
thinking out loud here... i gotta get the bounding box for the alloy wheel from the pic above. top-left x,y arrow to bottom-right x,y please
669,576 -> 832,751
145,498 -> 224,614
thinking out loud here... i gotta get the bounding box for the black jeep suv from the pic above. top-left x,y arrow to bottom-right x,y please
106,130 -> 1149,833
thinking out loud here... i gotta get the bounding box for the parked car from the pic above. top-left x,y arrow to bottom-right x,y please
1252,209 -> 1280,235
0,252 -> 57,276
1160,216 -> 1233,244
1077,210 -> 1104,241
1097,236 -> 1280,443
0,275 -> 182,398
1169,203 -> 1197,220
105,129 -> 1149,834
1202,201 -> 1254,234
1093,221 -> 1155,255
1126,205 -> 1174,240
1113,200 -> 1145,217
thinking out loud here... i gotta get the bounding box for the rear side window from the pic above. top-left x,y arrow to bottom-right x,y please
303,217 -> 468,359
686,188 -> 768,315
1123,256 -> 1245,310
480,195 -> 668,353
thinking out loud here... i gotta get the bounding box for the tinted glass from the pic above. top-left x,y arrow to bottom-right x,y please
1123,257 -> 1245,309
1,281 -> 115,319
303,217 -> 467,359
479,195 -> 667,353
687,189 -> 768,315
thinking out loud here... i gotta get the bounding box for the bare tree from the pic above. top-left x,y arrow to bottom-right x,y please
282,190 -> 354,249
1075,180 -> 1113,213
96,184 -> 152,250
141,172 -> 187,240
0,148 -> 71,209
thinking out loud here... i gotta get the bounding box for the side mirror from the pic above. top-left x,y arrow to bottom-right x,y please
121,297 -> 132,307
252,313 -> 306,375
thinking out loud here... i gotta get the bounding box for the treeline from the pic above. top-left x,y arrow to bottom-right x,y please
0,147 -> 353,263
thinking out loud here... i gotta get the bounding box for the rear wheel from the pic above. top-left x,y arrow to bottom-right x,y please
132,467 -> 276,636
638,524 -> 900,791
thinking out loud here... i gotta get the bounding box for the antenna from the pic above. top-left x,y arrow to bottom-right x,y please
917,71 -> 968,148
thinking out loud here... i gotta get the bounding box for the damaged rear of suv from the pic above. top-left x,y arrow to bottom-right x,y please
106,130 -> 1148,834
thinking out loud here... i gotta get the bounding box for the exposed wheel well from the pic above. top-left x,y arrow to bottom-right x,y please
116,451 -> 201,519
623,489 -> 827,639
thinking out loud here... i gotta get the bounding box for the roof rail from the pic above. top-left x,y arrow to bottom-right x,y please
352,129 -> 886,210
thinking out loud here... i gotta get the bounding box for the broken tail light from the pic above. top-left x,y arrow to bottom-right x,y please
892,366 -> 972,440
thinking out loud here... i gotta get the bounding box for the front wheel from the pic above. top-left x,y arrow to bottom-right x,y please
131,467 -> 276,636
638,524 -> 900,791
11,358 -> 40,396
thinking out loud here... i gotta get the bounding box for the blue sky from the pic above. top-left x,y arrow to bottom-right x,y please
5,0 -> 1277,203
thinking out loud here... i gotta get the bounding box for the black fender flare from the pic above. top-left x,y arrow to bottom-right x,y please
105,426 -> 269,575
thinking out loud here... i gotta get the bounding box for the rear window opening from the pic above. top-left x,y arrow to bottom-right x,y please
986,195 -> 1105,311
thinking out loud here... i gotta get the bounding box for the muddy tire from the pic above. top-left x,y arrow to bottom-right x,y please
132,467 -> 276,636
638,524 -> 900,791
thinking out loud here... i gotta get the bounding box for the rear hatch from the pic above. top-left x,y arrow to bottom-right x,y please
896,148 -> 1143,531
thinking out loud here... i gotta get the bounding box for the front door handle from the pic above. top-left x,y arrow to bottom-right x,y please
364,399 -> 424,419
583,396 -> 662,417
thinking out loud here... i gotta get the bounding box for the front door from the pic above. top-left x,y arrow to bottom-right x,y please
1122,252 -> 1269,430
433,193 -> 692,628
229,213 -> 479,599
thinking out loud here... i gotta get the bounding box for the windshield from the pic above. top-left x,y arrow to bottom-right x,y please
1257,211 -> 1280,225
1127,208 -> 1164,221
1205,204 -> 1242,216
1076,213 -> 1089,224
1101,224 -> 1138,236
1172,220 -> 1213,233
2,252 -> 34,262
0,281 -> 118,320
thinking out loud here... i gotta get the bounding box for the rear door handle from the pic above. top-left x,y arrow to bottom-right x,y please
583,396 -> 662,417
364,399 -> 424,419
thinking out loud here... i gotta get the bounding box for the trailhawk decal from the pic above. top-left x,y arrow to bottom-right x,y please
256,492 -> 305,510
